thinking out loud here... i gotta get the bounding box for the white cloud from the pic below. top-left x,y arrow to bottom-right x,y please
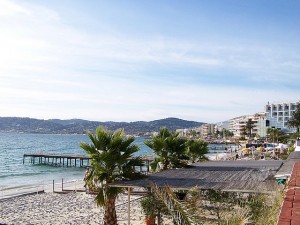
0,0 -> 31,17
0,1 -> 299,122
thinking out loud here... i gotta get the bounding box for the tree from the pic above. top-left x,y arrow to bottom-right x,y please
266,127 -> 286,143
187,139 -> 208,162
145,127 -> 188,170
215,129 -> 221,138
288,103 -> 300,135
240,126 -> 247,140
80,127 -> 144,225
188,130 -> 198,138
245,119 -> 256,139
222,129 -> 234,139
145,128 -> 209,170
150,185 -> 281,225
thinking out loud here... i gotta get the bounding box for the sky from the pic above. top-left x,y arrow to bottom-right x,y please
0,0 -> 300,123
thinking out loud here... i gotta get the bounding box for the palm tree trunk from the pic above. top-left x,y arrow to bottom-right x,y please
104,196 -> 117,225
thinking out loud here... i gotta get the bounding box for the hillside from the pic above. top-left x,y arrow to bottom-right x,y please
0,117 -> 204,135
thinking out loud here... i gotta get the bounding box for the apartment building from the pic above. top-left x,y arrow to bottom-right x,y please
265,101 -> 299,132
200,123 -> 215,138
215,121 -> 229,132
228,113 -> 266,138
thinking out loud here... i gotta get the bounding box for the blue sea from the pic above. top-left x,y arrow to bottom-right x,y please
0,133 -> 236,189
0,133 -> 153,189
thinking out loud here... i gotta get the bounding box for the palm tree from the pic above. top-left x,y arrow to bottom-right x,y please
288,103 -> 300,135
245,119 -> 256,139
80,127 -> 144,225
266,127 -> 279,143
186,139 -> 208,162
145,127 -> 188,170
240,126 -> 247,140
150,184 -> 252,225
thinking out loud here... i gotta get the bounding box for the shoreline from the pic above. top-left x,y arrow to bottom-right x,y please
0,191 -> 172,225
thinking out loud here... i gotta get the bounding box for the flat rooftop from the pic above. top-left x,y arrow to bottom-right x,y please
112,160 -> 283,193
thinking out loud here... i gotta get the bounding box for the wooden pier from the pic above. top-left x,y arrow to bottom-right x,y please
23,153 -> 91,167
23,153 -> 155,172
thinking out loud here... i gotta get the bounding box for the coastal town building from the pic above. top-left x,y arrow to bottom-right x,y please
222,101 -> 299,138
228,115 -> 247,138
228,113 -> 267,138
176,127 -> 201,138
200,123 -> 215,138
265,101 -> 300,133
176,100 -> 299,140
254,112 -> 268,137
215,121 -> 229,132
176,128 -> 189,137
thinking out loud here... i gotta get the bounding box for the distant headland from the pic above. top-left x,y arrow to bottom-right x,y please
0,117 -> 204,135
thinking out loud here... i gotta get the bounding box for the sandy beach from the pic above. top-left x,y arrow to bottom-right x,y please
0,192 -> 172,225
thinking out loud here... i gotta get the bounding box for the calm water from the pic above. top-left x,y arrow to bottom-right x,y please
0,133 -> 234,189
0,133 -> 153,188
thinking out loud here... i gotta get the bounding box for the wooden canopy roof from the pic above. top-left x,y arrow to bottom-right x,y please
112,160 -> 283,193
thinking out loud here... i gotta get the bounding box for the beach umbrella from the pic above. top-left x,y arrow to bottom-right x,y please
256,147 -> 265,151
242,148 -> 250,153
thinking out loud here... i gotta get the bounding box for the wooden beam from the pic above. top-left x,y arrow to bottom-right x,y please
128,187 -> 131,225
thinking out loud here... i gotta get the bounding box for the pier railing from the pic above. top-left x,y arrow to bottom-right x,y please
23,153 -> 154,173
23,153 -> 91,168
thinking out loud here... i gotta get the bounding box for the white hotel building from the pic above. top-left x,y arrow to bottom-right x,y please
224,101 -> 299,138
228,113 -> 267,138
208,101 -> 299,139
265,101 -> 299,133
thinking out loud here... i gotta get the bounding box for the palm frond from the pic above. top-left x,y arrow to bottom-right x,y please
95,187 -> 105,206
80,126 -> 144,210
150,183 -> 194,225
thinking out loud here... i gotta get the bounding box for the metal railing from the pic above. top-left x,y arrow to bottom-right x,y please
0,178 -> 87,200
52,178 -> 85,193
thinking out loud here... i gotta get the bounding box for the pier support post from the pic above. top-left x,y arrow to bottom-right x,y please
128,187 -> 131,225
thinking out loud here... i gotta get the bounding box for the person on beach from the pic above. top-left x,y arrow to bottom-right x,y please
84,167 -> 90,189
84,167 -> 89,179
235,154 -> 239,160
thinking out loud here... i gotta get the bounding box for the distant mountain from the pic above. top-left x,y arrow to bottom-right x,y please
0,117 -> 204,135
